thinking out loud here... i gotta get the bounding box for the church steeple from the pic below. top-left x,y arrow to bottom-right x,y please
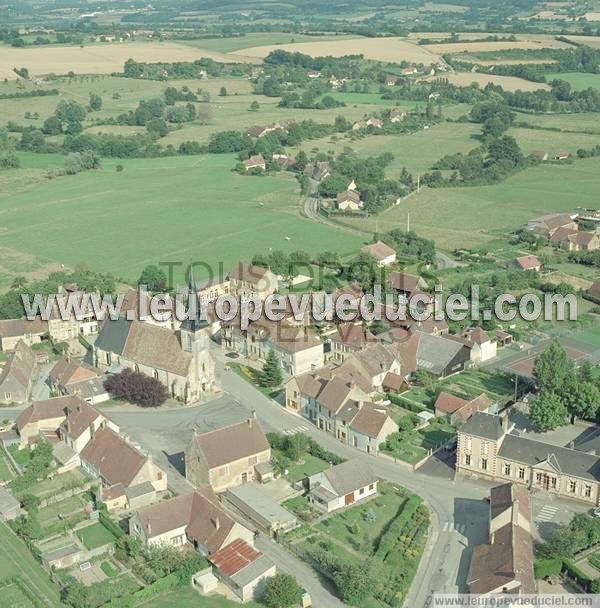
181,266 -> 207,342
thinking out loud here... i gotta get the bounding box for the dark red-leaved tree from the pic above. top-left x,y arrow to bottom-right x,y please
104,368 -> 167,407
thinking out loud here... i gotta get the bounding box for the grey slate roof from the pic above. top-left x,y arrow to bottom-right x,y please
126,481 -> 156,500
231,555 -> 274,587
498,433 -> 600,482
320,459 -> 376,497
416,332 -> 464,375
0,487 -> 19,515
460,412 -> 505,441
94,316 -> 131,355
225,484 -> 296,527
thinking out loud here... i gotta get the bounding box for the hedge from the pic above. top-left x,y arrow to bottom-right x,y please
562,559 -> 593,591
374,495 -> 420,561
100,512 -> 124,539
104,573 -> 179,608
534,558 -> 562,579
388,393 -> 428,413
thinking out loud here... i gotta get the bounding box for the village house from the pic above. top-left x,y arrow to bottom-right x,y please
130,488 -> 255,554
551,226 -> 600,251
47,356 -> 99,396
347,404 -> 399,455
185,418 -> 272,492
352,120 -> 367,131
243,154 -> 266,172
468,483 -> 535,595
416,331 -> 471,378
341,342 -> 401,392
361,240 -> 397,266
93,277 -> 216,404
366,117 -> 383,129
0,318 -> 47,352
457,412 -> 600,505
328,323 -> 376,364
389,108 -> 407,122
402,66 -> 418,76
308,460 -> 378,513
513,255 -> 543,272
531,150 -> 548,162
222,318 -> 324,376
555,151 -> 570,161
389,271 -> 427,300
304,160 -> 331,181
81,426 -> 167,498
229,261 -> 278,301
434,392 -> 493,425
0,341 -> 36,405
446,327 -> 497,364
197,276 -> 230,306
526,213 -> 577,238
385,76 -> 398,86
336,190 -> 362,211
15,395 -> 96,447
246,123 -> 283,139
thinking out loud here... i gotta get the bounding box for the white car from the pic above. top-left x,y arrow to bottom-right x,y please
590,507 -> 600,518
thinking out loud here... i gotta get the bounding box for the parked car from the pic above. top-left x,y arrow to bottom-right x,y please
590,507 -> 600,518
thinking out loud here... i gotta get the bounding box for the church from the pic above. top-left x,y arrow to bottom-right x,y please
93,274 -> 216,404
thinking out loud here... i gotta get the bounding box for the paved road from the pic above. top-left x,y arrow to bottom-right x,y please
0,349 -> 585,606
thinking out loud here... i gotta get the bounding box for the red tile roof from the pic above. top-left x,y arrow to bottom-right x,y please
434,392 -> 468,414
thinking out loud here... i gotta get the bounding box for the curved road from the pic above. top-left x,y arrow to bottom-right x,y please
302,178 -> 462,271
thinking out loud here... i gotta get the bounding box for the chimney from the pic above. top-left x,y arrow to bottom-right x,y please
213,516 -> 220,531
147,520 -> 152,536
251,409 -> 257,419
89,423 -> 95,440
247,417 -> 253,428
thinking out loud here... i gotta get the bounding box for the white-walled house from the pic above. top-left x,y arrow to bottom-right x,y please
308,460 -> 378,513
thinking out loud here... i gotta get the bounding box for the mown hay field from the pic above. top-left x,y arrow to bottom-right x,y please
424,72 -> 550,91
234,37 -> 441,64
0,41 -> 260,80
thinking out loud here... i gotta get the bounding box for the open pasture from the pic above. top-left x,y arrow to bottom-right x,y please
545,72 -> 600,90
0,153 -> 363,288
0,41 -> 260,80
514,110 -> 600,134
234,37 -> 441,64
334,157 -> 600,250
290,120 -> 481,176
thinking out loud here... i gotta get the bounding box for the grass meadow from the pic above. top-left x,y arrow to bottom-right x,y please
335,156 -> 600,250
546,72 -> 600,91
0,153 -> 363,288
292,119 -> 482,176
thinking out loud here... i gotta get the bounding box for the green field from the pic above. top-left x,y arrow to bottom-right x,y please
293,119 -> 482,176
76,522 -> 117,549
510,126 -> 600,156
546,72 -> 600,91
0,522 -> 61,607
514,111 -> 600,134
335,157 -> 600,250
0,153 -> 363,287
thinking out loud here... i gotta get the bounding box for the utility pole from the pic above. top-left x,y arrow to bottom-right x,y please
407,212 -> 410,233
417,174 -> 421,193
